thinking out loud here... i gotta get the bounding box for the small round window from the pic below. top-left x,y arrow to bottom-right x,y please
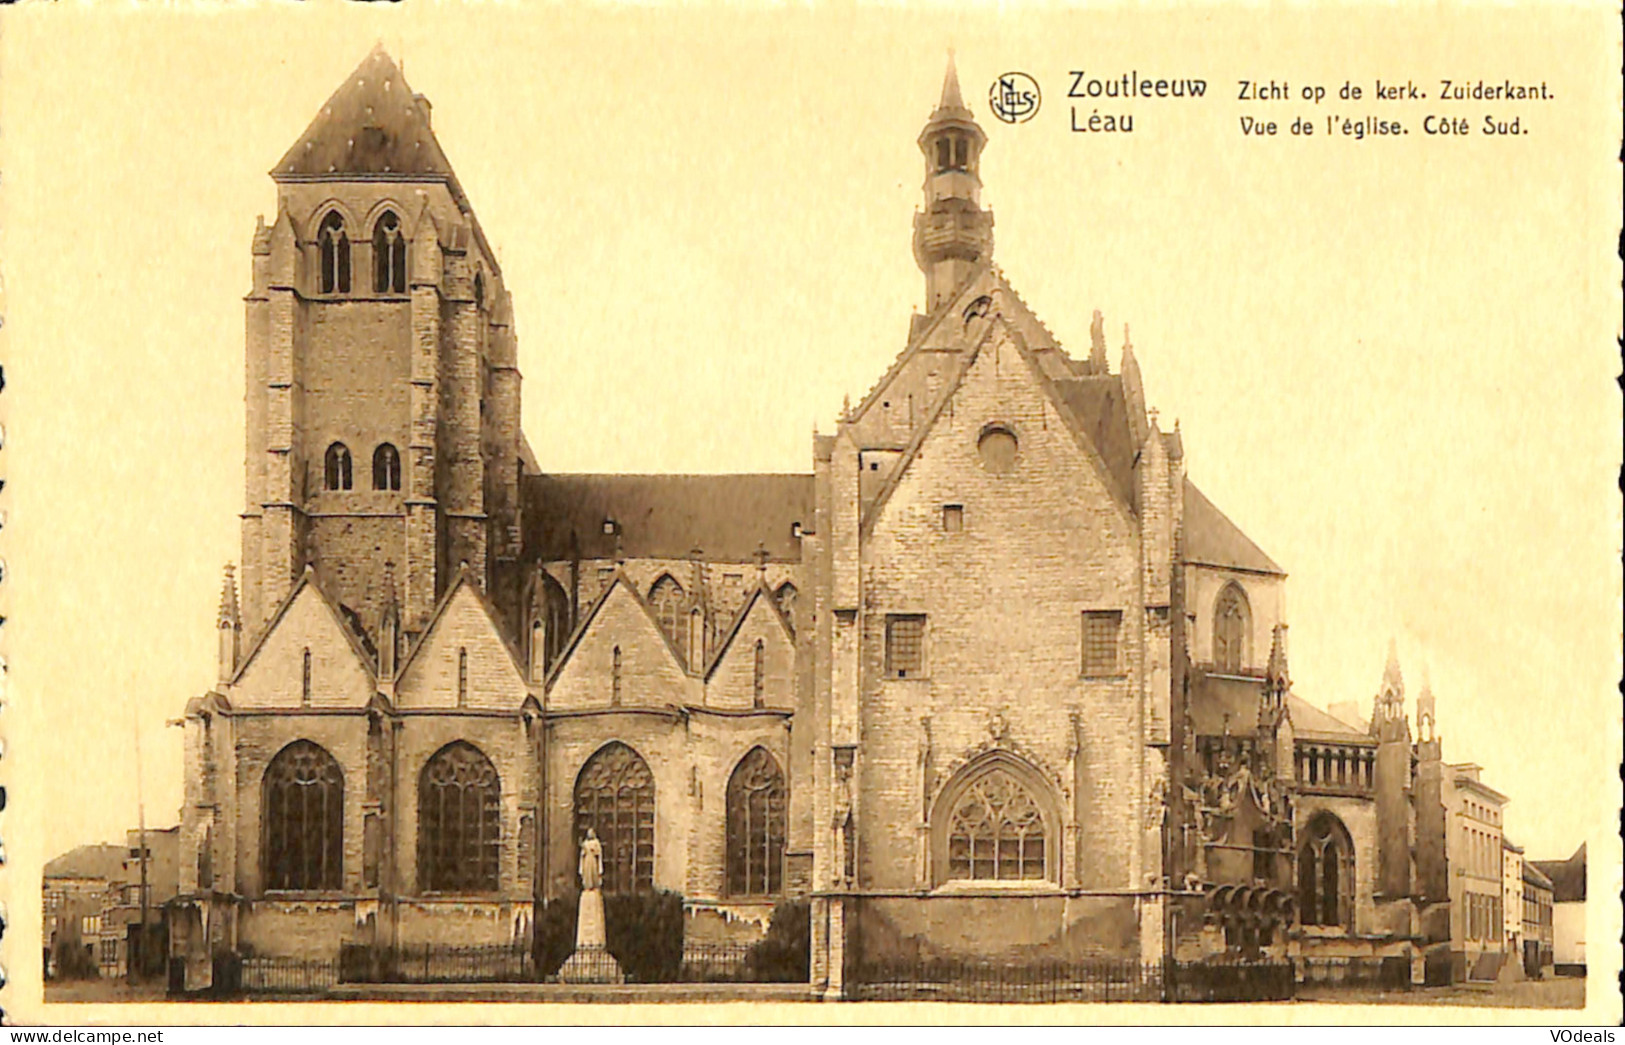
977,425 -> 1019,474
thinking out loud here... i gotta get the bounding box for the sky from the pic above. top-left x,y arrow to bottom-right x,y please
4,3 -> 1618,871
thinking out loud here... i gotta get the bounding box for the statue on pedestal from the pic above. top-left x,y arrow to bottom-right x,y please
557,828 -> 624,984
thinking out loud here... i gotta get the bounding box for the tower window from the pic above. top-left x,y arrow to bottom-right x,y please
936,137 -> 952,171
324,442 -> 353,491
372,210 -> 407,294
372,443 -> 401,491
318,211 -> 351,295
955,136 -> 969,169
1082,610 -> 1122,677
885,614 -> 927,679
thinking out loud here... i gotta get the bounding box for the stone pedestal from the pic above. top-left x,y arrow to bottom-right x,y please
557,888 -> 624,984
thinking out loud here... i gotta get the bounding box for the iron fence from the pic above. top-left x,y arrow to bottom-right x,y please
851,957 -> 1296,1003
340,942 -> 534,984
676,942 -> 757,983
240,955 -> 339,994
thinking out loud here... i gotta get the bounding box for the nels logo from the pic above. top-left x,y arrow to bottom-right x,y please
989,72 -> 1041,124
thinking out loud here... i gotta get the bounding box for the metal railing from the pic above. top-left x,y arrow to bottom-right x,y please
1297,956 -> 1411,990
339,942 -> 534,984
239,955 -> 339,994
851,957 -> 1297,1003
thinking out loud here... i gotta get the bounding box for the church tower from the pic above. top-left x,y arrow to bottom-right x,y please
239,46 -> 525,646
912,55 -> 995,312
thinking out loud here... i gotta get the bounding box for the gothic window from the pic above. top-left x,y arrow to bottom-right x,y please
1214,583 -> 1251,673
1297,813 -> 1353,928
752,640 -> 765,708
372,443 -> 401,491
372,210 -> 406,294
573,742 -> 655,895
417,742 -> 501,893
318,210 -> 350,295
648,575 -> 686,652
943,764 -> 1049,882
262,741 -> 343,891
726,747 -> 786,896
1082,610 -> 1123,676
773,581 -> 798,621
324,442 -> 353,491
886,614 -> 927,678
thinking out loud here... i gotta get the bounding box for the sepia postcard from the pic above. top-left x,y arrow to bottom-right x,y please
0,0 -> 1619,1028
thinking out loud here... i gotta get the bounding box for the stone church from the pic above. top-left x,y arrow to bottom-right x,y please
170,48 -> 1453,993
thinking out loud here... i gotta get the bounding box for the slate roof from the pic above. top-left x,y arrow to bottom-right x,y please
1188,674 -> 1369,744
274,46 -> 455,181
524,474 -> 813,564
1053,375 -> 1137,506
1532,844 -> 1586,903
1288,695 -> 1372,741
1184,480 -> 1285,576
45,843 -> 126,881
1523,862 -> 1554,892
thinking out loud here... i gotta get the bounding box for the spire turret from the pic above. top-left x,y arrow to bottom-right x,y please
217,565 -> 241,685
914,54 -> 994,311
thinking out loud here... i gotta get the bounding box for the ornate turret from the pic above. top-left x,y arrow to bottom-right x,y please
216,564 -> 241,685
913,53 -> 995,311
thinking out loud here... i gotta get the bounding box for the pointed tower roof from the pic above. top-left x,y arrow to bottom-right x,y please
938,50 -> 967,113
274,45 -> 457,182
217,564 -> 240,628
1382,638 -> 1404,692
920,51 -> 982,141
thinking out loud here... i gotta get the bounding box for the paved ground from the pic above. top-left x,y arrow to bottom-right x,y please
42,980 -> 170,1004
1298,976 -> 1585,1009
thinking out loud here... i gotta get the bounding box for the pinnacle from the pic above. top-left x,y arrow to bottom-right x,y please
939,50 -> 965,112
1383,637 -> 1403,689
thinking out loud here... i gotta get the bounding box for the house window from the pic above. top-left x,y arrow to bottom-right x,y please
726,747 -> 786,897
945,766 -> 1047,882
324,442 -> 353,491
262,740 -> 343,891
417,742 -> 501,892
372,210 -> 407,294
1297,813 -> 1353,928
1082,610 -> 1122,676
573,742 -> 655,895
318,211 -> 350,295
943,504 -> 965,532
752,640 -> 765,708
372,443 -> 401,491
1214,583 -> 1250,673
885,614 -> 927,678
649,575 -> 686,652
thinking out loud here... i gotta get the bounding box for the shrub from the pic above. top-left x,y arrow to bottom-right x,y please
534,886 -> 580,979
744,900 -> 811,983
605,889 -> 684,982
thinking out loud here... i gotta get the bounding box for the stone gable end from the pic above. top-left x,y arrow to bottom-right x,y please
706,594 -> 794,711
396,584 -> 527,709
234,586 -> 374,709
548,581 -> 693,710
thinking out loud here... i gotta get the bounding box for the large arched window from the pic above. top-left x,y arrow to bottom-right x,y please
1213,583 -> 1251,674
263,741 -> 344,891
372,443 -> 401,491
372,210 -> 407,294
1298,813 -> 1354,928
648,575 -> 686,653
417,742 -> 501,893
573,742 -> 655,895
325,442 -> 353,491
934,756 -> 1056,885
726,747 -> 785,896
318,210 -> 350,295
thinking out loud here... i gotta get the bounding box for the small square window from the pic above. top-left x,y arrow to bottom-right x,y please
886,614 -> 927,678
943,505 -> 964,532
1082,610 -> 1122,677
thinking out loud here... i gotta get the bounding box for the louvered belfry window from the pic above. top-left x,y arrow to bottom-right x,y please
573,742 -> 655,895
726,747 -> 786,896
418,742 -> 501,892
946,767 -> 1046,882
263,741 -> 344,891
372,210 -> 407,294
318,210 -> 350,294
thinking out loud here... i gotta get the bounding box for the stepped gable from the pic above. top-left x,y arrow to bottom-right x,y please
1183,479 -> 1285,576
524,474 -> 813,563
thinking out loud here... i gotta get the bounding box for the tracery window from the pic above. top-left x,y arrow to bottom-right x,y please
649,575 -> 686,652
318,211 -> 350,295
945,766 -> 1048,882
1214,583 -> 1250,673
372,443 -> 401,491
417,742 -> 501,892
372,210 -> 407,294
573,742 -> 655,895
1298,813 -> 1353,928
325,442 -> 353,491
263,741 -> 343,891
726,747 -> 785,896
